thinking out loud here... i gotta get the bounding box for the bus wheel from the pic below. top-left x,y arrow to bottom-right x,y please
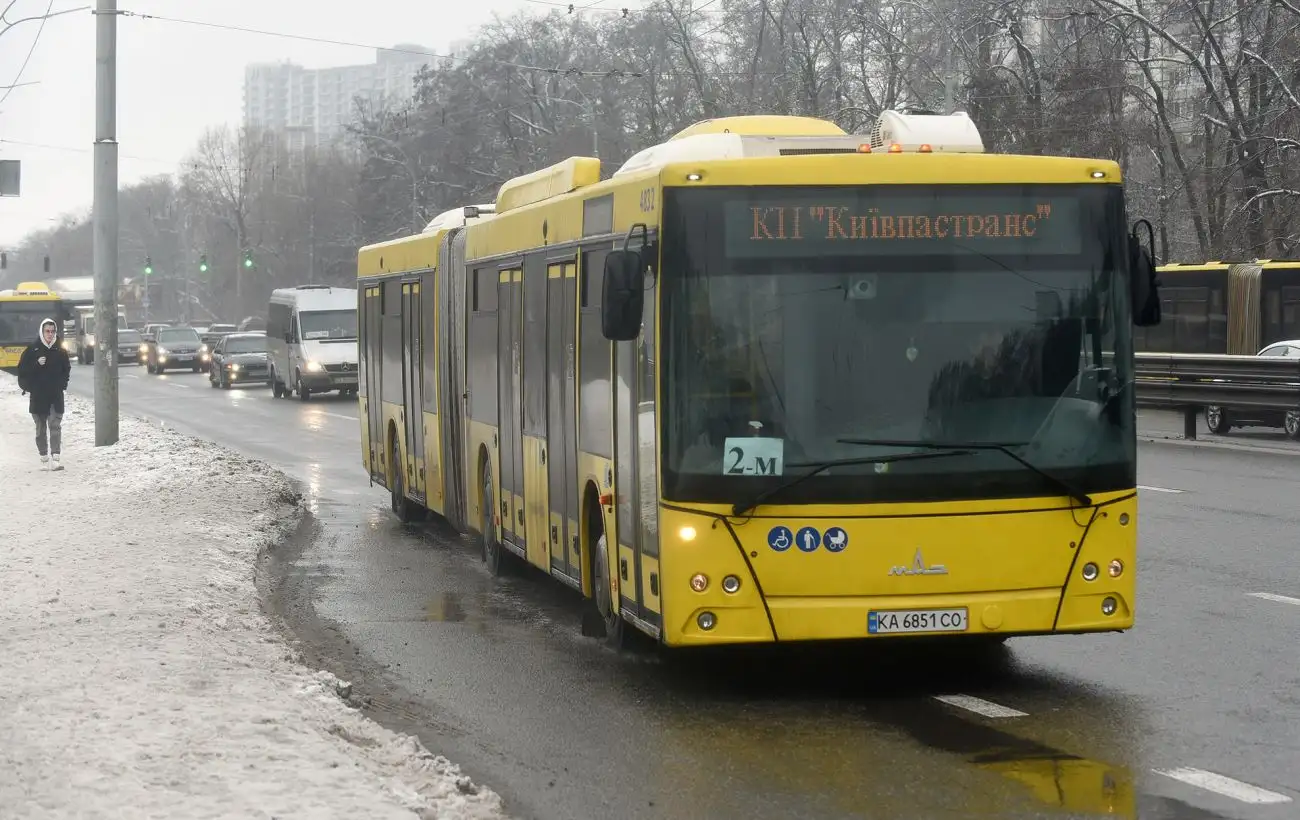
480,467 -> 512,576
589,530 -> 629,649
389,435 -> 422,523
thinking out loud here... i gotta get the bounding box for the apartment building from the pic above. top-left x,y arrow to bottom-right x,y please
243,44 -> 440,148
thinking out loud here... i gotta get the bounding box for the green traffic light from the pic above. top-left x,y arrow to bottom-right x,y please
244,257 -> 253,268
200,262 -> 208,272
144,265 -> 152,275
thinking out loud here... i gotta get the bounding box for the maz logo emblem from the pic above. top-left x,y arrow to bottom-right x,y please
888,548 -> 948,576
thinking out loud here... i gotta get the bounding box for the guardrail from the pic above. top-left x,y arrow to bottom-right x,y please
1134,352 -> 1300,439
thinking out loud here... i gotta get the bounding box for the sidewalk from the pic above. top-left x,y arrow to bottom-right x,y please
1138,408 -> 1300,457
0,376 -> 505,820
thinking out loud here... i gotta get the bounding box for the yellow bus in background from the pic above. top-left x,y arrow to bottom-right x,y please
358,111 -> 1162,649
0,281 -> 72,373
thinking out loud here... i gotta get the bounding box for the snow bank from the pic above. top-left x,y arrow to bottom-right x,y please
0,376 -> 507,820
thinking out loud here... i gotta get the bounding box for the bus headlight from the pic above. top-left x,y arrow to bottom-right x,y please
305,360 -> 323,373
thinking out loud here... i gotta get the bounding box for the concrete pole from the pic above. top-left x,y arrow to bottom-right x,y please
92,0 -> 119,446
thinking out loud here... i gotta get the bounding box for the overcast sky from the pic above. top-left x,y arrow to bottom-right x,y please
0,0 -> 601,247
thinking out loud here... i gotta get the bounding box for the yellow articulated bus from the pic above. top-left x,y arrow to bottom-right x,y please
1136,260 -> 1300,354
358,110 -> 1162,648
0,281 -> 72,373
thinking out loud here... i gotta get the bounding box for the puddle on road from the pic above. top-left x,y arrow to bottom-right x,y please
876,700 -> 1237,819
425,592 -> 468,622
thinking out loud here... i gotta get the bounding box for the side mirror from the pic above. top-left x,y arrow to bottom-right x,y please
1128,220 -> 1161,327
601,250 -> 646,341
284,331 -> 293,343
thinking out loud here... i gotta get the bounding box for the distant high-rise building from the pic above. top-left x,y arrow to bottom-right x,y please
242,44 -> 438,148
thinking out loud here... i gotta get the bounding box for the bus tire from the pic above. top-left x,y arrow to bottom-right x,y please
583,499 -> 629,649
389,433 -> 422,523
480,464 -> 512,576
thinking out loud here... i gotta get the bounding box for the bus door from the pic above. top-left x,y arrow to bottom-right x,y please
612,246 -> 661,633
363,286 -> 384,477
401,280 -> 425,500
498,265 -> 525,554
544,260 -> 581,584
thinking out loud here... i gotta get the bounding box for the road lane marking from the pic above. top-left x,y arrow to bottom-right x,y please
1138,485 -> 1184,493
932,694 -> 1027,719
321,412 -> 356,421
1247,591 -> 1300,607
1155,767 -> 1292,804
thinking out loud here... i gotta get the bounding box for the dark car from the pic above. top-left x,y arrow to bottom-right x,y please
208,332 -> 270,389
200,323 -> 239,354
117,329 -> 144,365
145,326 -> 207,374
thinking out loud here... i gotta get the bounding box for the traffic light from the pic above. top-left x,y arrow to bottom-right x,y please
43,255 -> 49,273
144,256 -> 153,276
199,254 -> 208,273
0,252 -> 6,269
243,250 -> 253,269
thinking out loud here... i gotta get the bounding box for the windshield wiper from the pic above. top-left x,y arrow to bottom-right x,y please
836,438 -> 1093,507
730,450 -> 976,518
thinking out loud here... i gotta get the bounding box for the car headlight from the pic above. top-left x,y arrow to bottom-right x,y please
157,347 -> 169,356
138,344 -> 147,352
228,363 -> 240,371
199,344 -> 209,354
305,360 -> 323,373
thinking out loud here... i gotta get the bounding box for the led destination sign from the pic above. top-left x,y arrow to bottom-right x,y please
724,194 -> 1084,258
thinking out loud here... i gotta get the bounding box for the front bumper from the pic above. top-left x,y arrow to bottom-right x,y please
223,366 -> 271,383
156,353 -> 210,369
300,369 -> 358,390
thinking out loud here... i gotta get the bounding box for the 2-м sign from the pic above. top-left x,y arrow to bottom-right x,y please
722,436 -> 786,476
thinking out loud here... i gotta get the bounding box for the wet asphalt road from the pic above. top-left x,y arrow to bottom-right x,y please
67,365 -> 1300,820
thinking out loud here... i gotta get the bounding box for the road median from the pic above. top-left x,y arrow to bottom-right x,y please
0,375 -> 505,819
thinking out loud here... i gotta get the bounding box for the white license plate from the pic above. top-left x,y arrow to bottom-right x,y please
868,608 -> 968,635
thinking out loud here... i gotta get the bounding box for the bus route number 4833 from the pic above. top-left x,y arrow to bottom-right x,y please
868,608 -> 969,635
722,436 -> 785,476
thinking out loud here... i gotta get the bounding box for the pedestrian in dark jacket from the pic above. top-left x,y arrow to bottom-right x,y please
16,317 -> 71,470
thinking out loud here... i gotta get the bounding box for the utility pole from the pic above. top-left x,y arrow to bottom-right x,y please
92,0 -> 119,446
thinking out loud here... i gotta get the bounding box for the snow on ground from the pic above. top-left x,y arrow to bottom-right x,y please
0,375 -> 507,820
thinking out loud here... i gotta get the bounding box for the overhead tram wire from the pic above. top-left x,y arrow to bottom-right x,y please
115,8 -> 1151,86
0,0 -> 55,109
520,0 -> 726,15
118,9 -> 646,79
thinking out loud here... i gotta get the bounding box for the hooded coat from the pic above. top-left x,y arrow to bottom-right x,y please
16,318 -> 71,416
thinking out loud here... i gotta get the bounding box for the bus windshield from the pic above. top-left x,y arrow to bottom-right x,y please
659,183 -> 1135,505
0,303 -> 63,344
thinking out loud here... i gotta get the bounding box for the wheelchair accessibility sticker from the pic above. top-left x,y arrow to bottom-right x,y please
767,525 -> 849,554
767,526 -> 793,552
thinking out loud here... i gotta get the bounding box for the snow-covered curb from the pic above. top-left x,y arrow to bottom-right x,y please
0,375 -> 506,820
